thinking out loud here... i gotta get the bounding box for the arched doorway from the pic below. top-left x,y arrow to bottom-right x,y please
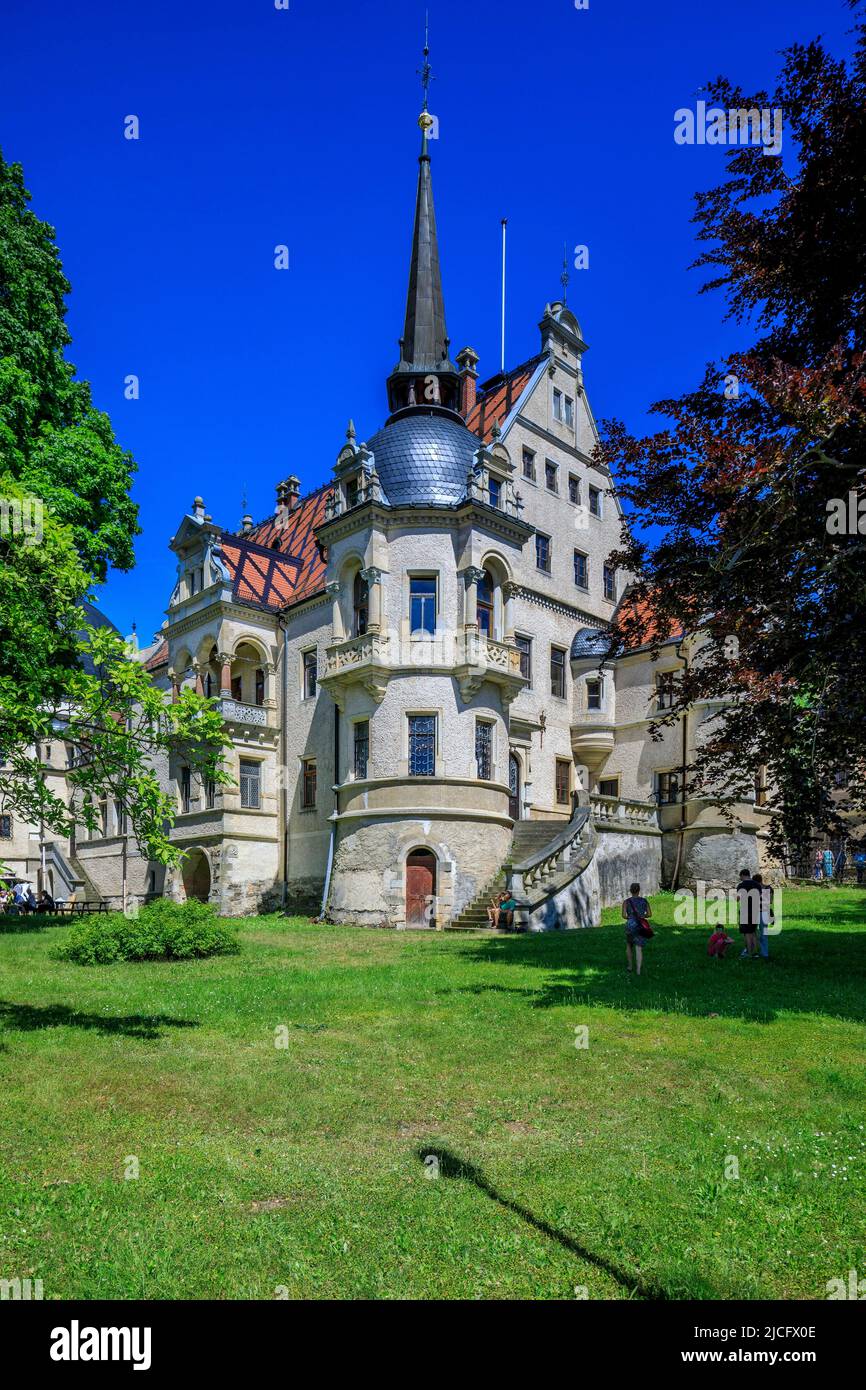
182,849 -> 211,903
405,848 -> 436,927
509,752 -> 521,821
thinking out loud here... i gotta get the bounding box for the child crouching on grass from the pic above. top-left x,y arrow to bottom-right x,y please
707,926 -> 734,959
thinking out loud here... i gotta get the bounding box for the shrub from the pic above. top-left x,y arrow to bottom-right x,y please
58,899 -> 241,965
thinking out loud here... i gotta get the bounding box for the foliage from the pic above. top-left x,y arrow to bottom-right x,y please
58,899 -> 240,965
598,8 -> 866,862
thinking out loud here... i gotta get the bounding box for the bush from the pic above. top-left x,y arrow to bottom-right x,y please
58,899 -> 241,965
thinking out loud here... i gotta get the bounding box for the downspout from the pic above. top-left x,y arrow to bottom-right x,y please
671,636 -> 689,892
319,703 -> 338,919
278,614 -> 290,909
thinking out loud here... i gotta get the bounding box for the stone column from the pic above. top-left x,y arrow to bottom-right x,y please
192,661 -> 204,696
218,652 -> 233,696
168,669 -> 179,704
263,661 -> 277,709
361,566 -> 383,632
325,581 -> 342,639
463,566 -> 486,633
503,581 -> 518,645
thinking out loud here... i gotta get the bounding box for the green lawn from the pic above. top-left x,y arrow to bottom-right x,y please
1,887 -> 864,1300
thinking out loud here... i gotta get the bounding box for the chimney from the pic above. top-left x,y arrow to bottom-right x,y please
285,475 -> 301,512
241,513 -> 253,534
456,346 -> 479,417
276,476 -> 301,520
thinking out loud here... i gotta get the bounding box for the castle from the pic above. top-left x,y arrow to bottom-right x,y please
2,92 -> 775,927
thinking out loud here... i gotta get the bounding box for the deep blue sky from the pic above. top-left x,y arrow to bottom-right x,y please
1,0 -> 858,639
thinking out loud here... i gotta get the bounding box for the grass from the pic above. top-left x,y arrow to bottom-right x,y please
0,886 -> 864,1300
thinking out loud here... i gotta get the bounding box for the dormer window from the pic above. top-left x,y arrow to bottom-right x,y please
488,476 -> 502,509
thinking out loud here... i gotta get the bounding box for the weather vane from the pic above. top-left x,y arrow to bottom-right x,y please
561,242 -> 570,304
418,10 -> 432,108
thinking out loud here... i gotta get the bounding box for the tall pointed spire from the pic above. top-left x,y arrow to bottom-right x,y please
387,21 -> 459,418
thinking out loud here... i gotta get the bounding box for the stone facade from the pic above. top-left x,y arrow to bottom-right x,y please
5,108 -> 781,924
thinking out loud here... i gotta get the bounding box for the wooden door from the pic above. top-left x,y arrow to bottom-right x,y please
405,850 -> 436,926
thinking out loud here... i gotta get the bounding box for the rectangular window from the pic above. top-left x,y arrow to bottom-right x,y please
204,777 -> 216,810
573,549 -> 588,590
589,485 -> 602,518
754,770 -> 768,806
522,448 -> 536,482
535,533 -> 551,573
656,672 -> 677,710
408,714 -> 436,776
488,476 -> 502,509
553,388 -> 563,421
301,758 -> 317,809
115,799 -> 126,835
409,576 -> 437,635
545,460 -> 558,492
255,667 -> 265,707
555,759 -> 571,806
564,395 -> 574,429
550,646 -> 567,699
598,777 -> 620,798
516,634 -> 532,684
568,473 -> 581,505
354,721 -> 369,780
179,767 -> 191,814
302,648 -> 317,699
345,476 -> 359,509
586,678 -> 602,711
603,563 -> 616,602
0,814 -> 11,839
657,770 -> 679,805
239,759 -> 261,809
475,720 -> 493,781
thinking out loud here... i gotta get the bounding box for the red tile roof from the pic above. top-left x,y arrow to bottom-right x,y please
464,355 -> 544,441
613,592 -> 684,651
222,485 -> 330,611
144,638 -> 168,671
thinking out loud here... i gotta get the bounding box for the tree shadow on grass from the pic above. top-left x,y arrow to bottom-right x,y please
416,1146 -> 666,1299
457,926 -> 866,1025
0,914 -> 61,935
0,1000 -> 199,1041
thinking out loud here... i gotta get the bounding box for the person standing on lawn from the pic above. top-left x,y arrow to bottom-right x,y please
813,849 -> 824,880
736,869 -> 759,958
854,848 -> 866,885
622,882 -> 652,976
823,847 -> 835,881
752,872 -> 773,959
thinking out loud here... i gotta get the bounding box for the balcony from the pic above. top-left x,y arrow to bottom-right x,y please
319,629 -> 528,708
570,712 -> 615,771
217,696 -> 272,728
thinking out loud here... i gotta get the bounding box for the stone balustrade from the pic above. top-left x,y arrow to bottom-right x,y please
590,793 -> 659,829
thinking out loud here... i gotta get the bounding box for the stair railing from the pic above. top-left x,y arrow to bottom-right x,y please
508,806 -> 591,898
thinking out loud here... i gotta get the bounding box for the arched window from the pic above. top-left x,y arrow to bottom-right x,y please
353,571 -> 369,637
477,569 -> 494,636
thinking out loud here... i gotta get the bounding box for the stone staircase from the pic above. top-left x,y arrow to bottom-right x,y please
446,818 -> 565,931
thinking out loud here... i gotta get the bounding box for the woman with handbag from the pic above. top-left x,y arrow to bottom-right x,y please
622,881 -> 653,976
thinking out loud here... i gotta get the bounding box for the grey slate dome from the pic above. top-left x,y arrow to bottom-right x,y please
366,410 -> 480,507
571,627 -> 616,660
